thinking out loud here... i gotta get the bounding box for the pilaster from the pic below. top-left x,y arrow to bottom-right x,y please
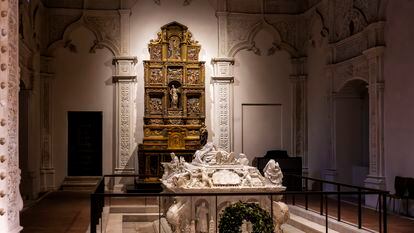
290,57 -> 308,175
39,56 -> 55,192
211,57 -> 234,152
363,46 -> 386,191
119,10 -> 131,56
113,56 -> 138,174
216,0 -> 228,57
0,0 -> 23,231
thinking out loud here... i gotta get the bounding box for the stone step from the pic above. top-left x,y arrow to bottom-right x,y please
288,205 -> 373,233
288,213 -> 340,233
110,205 -> 159,213
60,176 -> 101,191
123,213 -> 160,222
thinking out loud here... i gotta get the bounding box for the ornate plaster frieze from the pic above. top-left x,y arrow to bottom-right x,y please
47,11 -> 122,56
113,56 -> 138,173
211,58 -> 234,152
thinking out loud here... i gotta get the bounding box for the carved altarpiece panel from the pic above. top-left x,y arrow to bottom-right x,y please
139,22 -> 205,178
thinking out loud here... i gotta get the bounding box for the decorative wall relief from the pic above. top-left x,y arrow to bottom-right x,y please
150,68 -> 163,84
150,44 -> 162,61
187,98 -> 201,116
168,36 -> 181,60
187,69 -> 200,84
167,67 -> 183,82
187,46 -> 200,61
149,97 -> 163,113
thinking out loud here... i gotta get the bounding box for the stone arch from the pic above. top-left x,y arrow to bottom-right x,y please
335,77 -> 368,93
339,8 -> 368,39
333,78 -> 369,186
46,17 -> 119,56
228,20 -> 299,58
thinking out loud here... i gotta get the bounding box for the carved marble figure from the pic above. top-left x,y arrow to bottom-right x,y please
196,202 -> 209,233
161,142 -> 286,192
273,201 -> 290,233
263,159 -> 283,186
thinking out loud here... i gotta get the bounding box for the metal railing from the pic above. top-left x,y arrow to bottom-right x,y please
90,174 -> 388,233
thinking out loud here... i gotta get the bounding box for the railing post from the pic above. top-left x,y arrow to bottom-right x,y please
90,193 -> 96,233
320,181 -> 324,215
383,192 -> 388,233
215,195 -> 218,231
325,194 -> 328,233
379,193 -> 382,233
337,184 -> 341,221
358,188 -> 362,229
305,178 -> 308,210
158,196 -> 161,233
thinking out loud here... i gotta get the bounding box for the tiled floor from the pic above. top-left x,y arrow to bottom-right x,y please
20,191 -> 414,233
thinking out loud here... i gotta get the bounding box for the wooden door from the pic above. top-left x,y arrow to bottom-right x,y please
68,112 -> 102,176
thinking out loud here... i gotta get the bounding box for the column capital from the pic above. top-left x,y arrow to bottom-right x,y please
289,75 -> 307,82
211,57 -> 235,82
118,9 -> 131,15
113,56 -> 138,82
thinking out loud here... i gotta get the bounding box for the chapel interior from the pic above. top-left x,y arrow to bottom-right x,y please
1,0 -> 414,232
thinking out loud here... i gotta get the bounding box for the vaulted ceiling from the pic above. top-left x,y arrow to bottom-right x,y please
40,0 -> 321,14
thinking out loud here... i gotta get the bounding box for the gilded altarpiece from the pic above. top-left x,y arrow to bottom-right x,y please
139,22 -> 205,178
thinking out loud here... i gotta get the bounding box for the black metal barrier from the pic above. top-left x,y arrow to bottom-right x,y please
90,174 -> 389,233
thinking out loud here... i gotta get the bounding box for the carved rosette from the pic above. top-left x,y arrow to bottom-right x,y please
113,56 -> 138,173
211,58 -> 234,152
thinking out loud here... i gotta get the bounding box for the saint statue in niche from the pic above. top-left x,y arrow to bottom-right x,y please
196,202 -> 209,233
170,85 -> 180,108
168,36 -> 181,59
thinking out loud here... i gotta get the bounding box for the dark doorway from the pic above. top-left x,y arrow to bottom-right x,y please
68,112 -> 102,176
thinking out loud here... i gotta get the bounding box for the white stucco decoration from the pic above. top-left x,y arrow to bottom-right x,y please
161,142 -> 286,192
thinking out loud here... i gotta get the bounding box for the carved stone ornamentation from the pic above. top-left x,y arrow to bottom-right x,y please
1,1 -> 23,231
211,58 -> 234,152
113,56 -> 138,174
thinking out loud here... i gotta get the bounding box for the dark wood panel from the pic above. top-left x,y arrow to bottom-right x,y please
68,112 -> 102,176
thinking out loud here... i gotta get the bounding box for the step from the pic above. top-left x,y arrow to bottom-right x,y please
288,205 -> 373,233
288,213 -> 340,233
123,213 -> 160,222
60,176 -> 101,191
110,205 -> 159,213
